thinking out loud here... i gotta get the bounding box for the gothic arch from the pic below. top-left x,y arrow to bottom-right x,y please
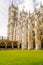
13,41 -> 18,48
19,43 -> 21,49
7,42 -> 12,48
32,30 -> 35,37
0,42 -> 6,48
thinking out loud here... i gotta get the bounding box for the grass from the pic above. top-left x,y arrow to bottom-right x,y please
0,50 -> 43,65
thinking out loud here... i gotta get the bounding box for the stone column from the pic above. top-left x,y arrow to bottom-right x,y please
34,12 -> 41,50
35,28 -> 41,50
10,24 -> 14,41
18,42 -> 20,49
12,42 -> 13,49
27,13 -> 33,50
22,33 -> 27,49
22,26 -> 27,50
5,43 -> 7,49
28,31 -> 33,50
13,27 -> 15,41
13,23 -> 16,41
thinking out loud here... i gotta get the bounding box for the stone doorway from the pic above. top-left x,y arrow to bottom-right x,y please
20,43 -> 21,49
41,39 -> 43,49
7,43 -> 12,48
13,42 -> 18,48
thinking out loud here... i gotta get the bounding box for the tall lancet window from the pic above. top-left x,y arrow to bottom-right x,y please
14,11 -> 16,16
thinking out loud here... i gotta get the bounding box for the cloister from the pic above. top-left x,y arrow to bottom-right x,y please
0,36 -> 43,50
0,36 -> 21,49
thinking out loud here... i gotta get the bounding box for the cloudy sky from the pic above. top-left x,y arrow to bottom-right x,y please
0,0 -> 43,37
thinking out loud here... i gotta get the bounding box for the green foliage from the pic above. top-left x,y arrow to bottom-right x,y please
0,50 -> 43,65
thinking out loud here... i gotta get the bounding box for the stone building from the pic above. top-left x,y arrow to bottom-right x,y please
8,2 -> 43,50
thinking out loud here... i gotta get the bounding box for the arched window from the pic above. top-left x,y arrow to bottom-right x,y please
40,31 -> 42,35
14,11 -> 16,16
32,30 -> 35,36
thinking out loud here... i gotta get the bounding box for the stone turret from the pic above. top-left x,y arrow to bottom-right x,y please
28,11 -> 33,49
34,7 -> 41,50
21,10 -> 27,49
8,1 -> 18,41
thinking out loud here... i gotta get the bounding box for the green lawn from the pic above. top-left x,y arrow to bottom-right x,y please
0,50 -> 43,65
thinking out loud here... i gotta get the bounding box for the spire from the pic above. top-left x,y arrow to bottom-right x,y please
34,7 -> 37,12
9,1 -> 10,9
22,0 -> 25,12
23,4 -> 25,12
40,1 -> 42,7
9,0 -> 14,10
28,11 -> 31,18
16,0 -> 18,8
34,7 -> 37,15
11,0 -> 14,7
33,1 -> 37,14
16,0 -> 18,6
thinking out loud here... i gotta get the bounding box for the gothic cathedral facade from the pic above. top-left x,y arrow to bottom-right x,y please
8,2 -> 43,50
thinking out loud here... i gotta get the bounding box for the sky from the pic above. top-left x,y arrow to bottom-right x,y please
0,0 -> 43,37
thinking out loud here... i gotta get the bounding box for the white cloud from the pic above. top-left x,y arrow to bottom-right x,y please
0,0 -> 9,37
19,0 -> 43,12
24,0 -> 34,12
19,0 -> 35,13
33,0 -> 43,8
0,0 -> 43,37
